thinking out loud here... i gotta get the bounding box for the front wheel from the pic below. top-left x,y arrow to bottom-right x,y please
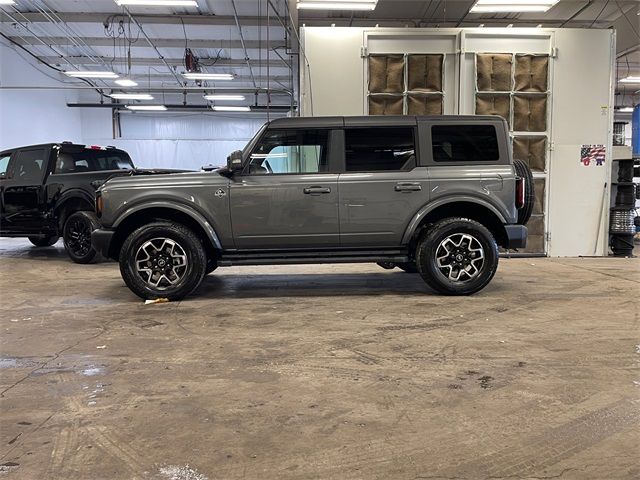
119,221 -> 206,301
63,211 -> 99,263
28,235 -> 59,247
416,218 -> 499,295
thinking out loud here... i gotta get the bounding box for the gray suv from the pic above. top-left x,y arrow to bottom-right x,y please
92,115 -> 532,300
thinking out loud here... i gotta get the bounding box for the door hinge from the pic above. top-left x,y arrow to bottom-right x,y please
550,47 -> 558,58
545,232 -> 551,242
360,46 -> 368,58
549,141 -> 554,152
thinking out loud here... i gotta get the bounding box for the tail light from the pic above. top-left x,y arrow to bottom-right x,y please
515,176 -> 525,209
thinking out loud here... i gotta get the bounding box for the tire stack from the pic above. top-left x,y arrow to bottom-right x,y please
610,159 -> 636,257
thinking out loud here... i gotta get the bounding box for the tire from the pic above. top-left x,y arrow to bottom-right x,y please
513,158 -> 534,225
63,211 -> 99,264
28,235 -> 59,247
416,218 -> 499,295
119,221 -> 206,301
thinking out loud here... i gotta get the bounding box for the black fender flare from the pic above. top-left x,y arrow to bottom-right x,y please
401,195 -> 508,245
113,201 -> 222,250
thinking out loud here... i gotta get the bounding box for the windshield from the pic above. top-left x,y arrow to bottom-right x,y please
55,148 -> 134,173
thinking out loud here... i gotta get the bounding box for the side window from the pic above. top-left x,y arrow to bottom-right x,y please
344,127 -> 416,172
56,151 -> 92,173
247,129 -> 328,175
9,149 -> 46,182
431,125 -> 499,162
0,154 -> 11,177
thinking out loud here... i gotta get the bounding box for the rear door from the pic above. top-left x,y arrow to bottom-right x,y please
230,128 -> 341,249
0,151 -> 13,232
337,124 -> 429,246
1,147 -> 50,233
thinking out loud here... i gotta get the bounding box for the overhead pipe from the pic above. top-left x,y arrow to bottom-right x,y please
229,0 -> 258,89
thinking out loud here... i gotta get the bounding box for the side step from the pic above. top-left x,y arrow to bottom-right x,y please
218,248 -> 410,266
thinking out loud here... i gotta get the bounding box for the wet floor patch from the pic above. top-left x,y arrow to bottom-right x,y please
0,357 -> 39,369
80,366 -> 105,377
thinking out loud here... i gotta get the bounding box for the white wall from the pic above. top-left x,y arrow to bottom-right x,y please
0,43 -> 82,149
81,109 -> 268,170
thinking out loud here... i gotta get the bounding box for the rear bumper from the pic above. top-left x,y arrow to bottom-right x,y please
504,224 -> 528,249
91,229 -> 115,259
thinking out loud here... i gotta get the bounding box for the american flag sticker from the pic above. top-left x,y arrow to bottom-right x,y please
580,145 -> 606,166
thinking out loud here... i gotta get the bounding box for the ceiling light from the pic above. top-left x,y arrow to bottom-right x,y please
212,106 -> 251,112
617,107 -> 633,113
182,73 -> 234,80
114,0 -> 198,6
619,76 -> 640,84
203,94 -> 246,101
64,70 -> 119,79
0,1 -> 16,5
109,93 -> 154,100
470,0 -> 559,13
126,105 -> 168,111
114,78 -> 138,87
297,1 -> 377,11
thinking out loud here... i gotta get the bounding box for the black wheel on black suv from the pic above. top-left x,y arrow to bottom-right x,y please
28,235 -> 59,247
119,221 -> 206,301
63,211 -> 99,264
416,217 -> 499,295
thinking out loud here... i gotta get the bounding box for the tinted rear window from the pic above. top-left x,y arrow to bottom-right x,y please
431,125 -> 499,162
55,149 -> 134,173
345,127 -> 416,172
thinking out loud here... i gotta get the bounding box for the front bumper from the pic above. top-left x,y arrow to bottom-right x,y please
92,228 -> 115,259
504,224 -> 528,249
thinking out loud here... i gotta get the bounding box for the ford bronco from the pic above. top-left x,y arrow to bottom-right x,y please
92,116 -> 533,300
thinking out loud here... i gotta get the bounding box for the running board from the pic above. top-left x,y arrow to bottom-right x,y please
218,248 -> 410,266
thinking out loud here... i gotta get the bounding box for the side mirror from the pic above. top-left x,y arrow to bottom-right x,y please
227,150 -> 243,173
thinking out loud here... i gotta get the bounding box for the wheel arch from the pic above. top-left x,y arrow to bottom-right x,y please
403,198 -> 508,250
108,204 -> 221,262
54,191 -> 95,230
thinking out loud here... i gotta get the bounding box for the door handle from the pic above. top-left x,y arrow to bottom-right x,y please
303,186 -> 331,195
394,182 -> 422,192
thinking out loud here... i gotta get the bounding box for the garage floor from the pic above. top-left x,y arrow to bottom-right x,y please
0,238 -> 638,480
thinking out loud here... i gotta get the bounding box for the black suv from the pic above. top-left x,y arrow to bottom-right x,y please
0,142 -> 181,263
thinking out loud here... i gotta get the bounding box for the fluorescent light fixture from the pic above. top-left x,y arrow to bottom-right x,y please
114,78 -> 138,87
109,93 -> 154,100
114,0 -> 198,6
297,1 -> 377,11
212,106 -> 251,112
617,107 -> 633,113
470,0 -> 559,13
203,94 -> 246,101
0,1 -> 16,5
619,76 -> 640,84
64,70 -> 119,79
126,105 -> 168,111
182,72 -> 234,80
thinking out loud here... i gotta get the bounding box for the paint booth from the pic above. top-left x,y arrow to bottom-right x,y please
299,27 -> 616,257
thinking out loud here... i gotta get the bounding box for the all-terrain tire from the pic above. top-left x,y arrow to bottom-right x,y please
513,158 -> 534,225
28,235 -> 59,247
63,211 -> 99,264
415,217 -> 499,295
119,221 -> 206,301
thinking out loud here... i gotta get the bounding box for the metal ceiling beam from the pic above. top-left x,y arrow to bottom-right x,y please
296,18 -> 616,28
0,12 -> 281,26
8,36 -> 282,49
36,56 -> 289,68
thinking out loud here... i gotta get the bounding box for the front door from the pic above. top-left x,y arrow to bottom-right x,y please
1,147 -> 49,234
338,126 -> 429,246
230,128 -> 340,249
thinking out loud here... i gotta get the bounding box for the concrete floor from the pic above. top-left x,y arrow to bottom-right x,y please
0,238 -> 638,480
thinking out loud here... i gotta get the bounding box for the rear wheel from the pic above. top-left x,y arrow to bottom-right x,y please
416,217 -> 499,295
119,221 -> 206,301
28,235 -> 59,247
63,211 -> 99,264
